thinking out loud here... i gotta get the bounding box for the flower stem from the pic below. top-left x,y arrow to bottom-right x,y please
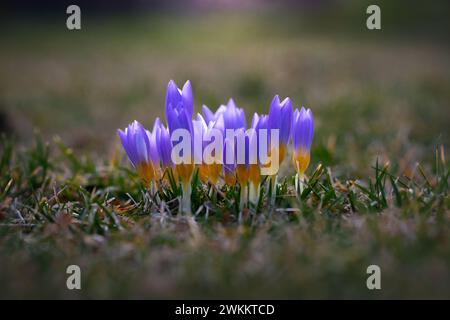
269,174 -> 278,208
249,183 -> 260,207
239,184 -> 248,217
295,173 -> 306,199
295,173 -> 306,200
181,182 -> 192,215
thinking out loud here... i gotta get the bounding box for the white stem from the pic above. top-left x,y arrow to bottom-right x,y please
249,183 -> 260,206
299,175 -> 303,194
208,184 -> 214,198
294,173 -> 305,199
181,182 -> 192,215
298,173 -> 306,195
150,181 -> 156,197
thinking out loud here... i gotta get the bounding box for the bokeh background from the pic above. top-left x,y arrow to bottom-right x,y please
1,0 -> 450,300
1,0 -> 449,178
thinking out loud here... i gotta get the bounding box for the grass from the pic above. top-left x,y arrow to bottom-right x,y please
0,9 -> 449,298
0,134 -> 449,299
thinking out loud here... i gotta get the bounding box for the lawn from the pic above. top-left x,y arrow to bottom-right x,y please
0,8 -> 449,299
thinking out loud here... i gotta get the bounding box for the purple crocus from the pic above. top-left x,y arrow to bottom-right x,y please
152,118 -> 173,178
292,107 -> 314,175
234,113 -> 269,207
221,99 -> 246,185
118,120 -> 158,184
251,112 -> 269,165
195,113 -> 224,184
235,127 -> 250,185
248,113 -> 267,204
193,113 -> 208,180
202,99 -> 246,185
165,80 -> 194,185
268,95 -> 292,164
165,80 -> 193,135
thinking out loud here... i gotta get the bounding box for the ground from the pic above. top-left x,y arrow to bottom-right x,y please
0,9 -> 449,299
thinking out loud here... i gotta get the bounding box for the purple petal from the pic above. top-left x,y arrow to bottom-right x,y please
118,128 -> 137,167
134,122 -> 150,164
280,98 -> 292,144
166,106 -> 180,134
251,112 -> 259,129
166,80 -> 182,111
158,125 -> 172,167
182,80 -> 193,118
202,105 -> 214,124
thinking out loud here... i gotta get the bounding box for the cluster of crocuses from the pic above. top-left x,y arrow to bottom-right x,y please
118,80 -> 314,213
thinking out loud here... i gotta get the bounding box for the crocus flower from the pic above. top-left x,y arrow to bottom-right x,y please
207,115 -> 225,185
152,118 -> 173,179
235,127 -> 250,186
221,99 -> 246,185
164,80 -> 196,214
249,113 -> 268,185
248,113 -> 271,205
165,80 -> 194,185
195,113 -> 224,185
194,114 -> 209,183
234,126 -> 251,210
234,112 -> 271,207
268,95 -> 292,165
202,99 -> 245,185
292,107 -> 314,175
118,120 -> 159,185
251,112 -> 269,165
166,80 -> 193,123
